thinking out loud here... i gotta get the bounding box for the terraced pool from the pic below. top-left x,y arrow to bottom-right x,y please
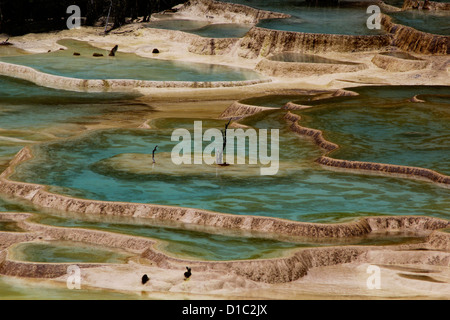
0,39 -> 260,82
9,241 -> 134,264
223,0 -> 385,35
0,0 -> 448,299
390,9 -> 450,36
8,86 -> 450,223
146,19 -> 253,38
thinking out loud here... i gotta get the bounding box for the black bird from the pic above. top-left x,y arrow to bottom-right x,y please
142,274 -> 149,285
184,267 -> 191,280
152,145 -> 158,164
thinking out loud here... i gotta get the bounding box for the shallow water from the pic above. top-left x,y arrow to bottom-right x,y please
0,2 -> 447,302
0,221 -> 22,232
391,10 -> 450,36
0,76 -> 139,130
0,39 -> 260,82
29,213 -> 428,261
223,0 -> 385,35
293,86 -> 450,175
189,23 -> 253,38
0,193 -> 428,262
146,19 -> 252,38
31,214 -> 306,261
10,86 -> 450,222
268,52 -> 357,64
146,19 -> 210,31
379,52 -> 422,61
9,241 -> 133,264
0,46 -> 29,57
240,93 -> 313,108
0,75 -> 142,161
0,276 -> 146,300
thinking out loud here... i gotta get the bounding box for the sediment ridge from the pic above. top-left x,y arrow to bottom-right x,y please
283,112 -> 338,152
316,156 -> 450,186
219,101 -> 276,119
283,111 -> 450,187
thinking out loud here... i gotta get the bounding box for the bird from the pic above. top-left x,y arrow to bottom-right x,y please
184,267 -> 191,280
152,145 -> 158,164
142,274 -> 149,285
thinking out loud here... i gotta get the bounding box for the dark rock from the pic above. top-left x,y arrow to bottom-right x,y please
73,52 -> 81,56
152,48 -> 160,54
93,53 -> 104,57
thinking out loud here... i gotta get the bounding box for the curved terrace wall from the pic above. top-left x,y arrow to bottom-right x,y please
142,235 -> 450,283
381,14 -> 449,54
283,111 -> 450,187
0,212 -> 447,283
0,61 -> 270,91
255,58 -> 367,77
316,156 -> 450,186
2,233 -> 448,283
284,112 -> 339,152
402,0 -> 450,10
219,101 -> 276,119
237,27 -> 392,59
182,12 -> 447,58
377,1 -> 403,12
0,147 -> 448,241
371,52 -> 429,71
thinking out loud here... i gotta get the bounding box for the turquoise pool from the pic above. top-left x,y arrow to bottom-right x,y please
0,75 -> 142,161
146,19 -> 253,38
391,9 -> 450,36
9,241 -> 133,264
0,39 -> 260,82
222,0 -> 385,35
9,86 -> 450,223
293,86 -> 450,175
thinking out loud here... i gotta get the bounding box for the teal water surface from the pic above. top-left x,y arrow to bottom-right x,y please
10,241 -> 133,264
391,10 -> 450,36
293,86 -> 450,175
146,19 -> 253,38
0,39 -> 260,82
0,75 -> 142,160
30,213 -> 428,261
240,93 -> 313,108
10,86 -> 450,222
223,0 -> 385,35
